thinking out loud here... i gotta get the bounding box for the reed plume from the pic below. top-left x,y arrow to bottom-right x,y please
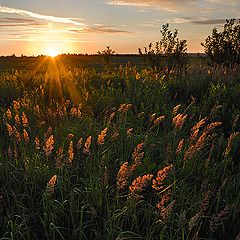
172,113 -> 187,130
83,136 -> 92,155
172,104 -> 181,115
34,137 -> 40,150
129,174 -> 153,199
67,141 -> 74,164
21,112 -> 28,127
152,165 -> 173,191
43,135 -> 54,156
6,109 -> 12,120
23,129 -> 29,144
98,127 -> 108,145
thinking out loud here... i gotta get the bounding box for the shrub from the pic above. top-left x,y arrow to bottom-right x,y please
201,19 -> 240,65
139,23 -> 187,74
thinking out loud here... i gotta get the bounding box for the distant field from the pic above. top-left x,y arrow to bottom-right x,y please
0,54 -> 206,72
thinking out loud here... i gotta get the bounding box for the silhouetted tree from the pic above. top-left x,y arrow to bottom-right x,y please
201,19 -> 240,65
97,46 -> 115,66
139,23 -> 187,74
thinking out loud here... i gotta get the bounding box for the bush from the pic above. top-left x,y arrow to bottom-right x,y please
202,19 -> 240,65
139,23 -> 188,74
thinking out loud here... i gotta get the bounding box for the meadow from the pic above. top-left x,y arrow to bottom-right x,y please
0,55 -> 240,240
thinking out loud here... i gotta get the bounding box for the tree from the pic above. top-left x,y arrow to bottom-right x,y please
97,46 -> 115,66
201,19 -> 240,65
139,23 -> 187,73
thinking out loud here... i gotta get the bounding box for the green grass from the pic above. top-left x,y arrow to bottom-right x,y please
0,57 -> 240,239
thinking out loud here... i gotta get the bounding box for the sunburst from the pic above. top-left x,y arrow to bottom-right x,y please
46,48 -> 59,57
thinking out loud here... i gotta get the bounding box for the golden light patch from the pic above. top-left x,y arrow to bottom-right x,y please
45,48 -> 59,57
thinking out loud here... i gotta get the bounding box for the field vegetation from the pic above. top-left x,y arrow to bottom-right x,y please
1,20 -> 240,239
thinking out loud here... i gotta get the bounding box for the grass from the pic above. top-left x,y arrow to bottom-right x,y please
0,56 -> 240,239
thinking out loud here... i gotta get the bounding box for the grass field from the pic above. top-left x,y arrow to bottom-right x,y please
0,55 -> 240,239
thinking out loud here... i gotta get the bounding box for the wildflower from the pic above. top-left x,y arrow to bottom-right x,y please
67,141 -> 74,164
6,109 -> 12,120
23,129 -> 29,144
172,113 -> 187,130
43,135 -> 54,156
98,127 -> 108,145
83,136 -> 92,155
21,112 -> 28,127
152,165 -> 173,191
34,137 -> 40,150
129,174 -> 153,199
176,139 -> 184,156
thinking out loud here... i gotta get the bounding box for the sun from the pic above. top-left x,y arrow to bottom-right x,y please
46,48 -> 59,57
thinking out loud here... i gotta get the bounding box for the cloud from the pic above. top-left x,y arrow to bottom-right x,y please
0,17 -> 46,27
171,17 -> 232,25
69,25 -> 132,34
0,5 -> 84,26
190,19 -> 228,25
107,0 -> 193,11
107,0 -> 240,12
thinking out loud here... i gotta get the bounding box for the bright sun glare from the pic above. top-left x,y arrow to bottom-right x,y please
46,48 -> 59,57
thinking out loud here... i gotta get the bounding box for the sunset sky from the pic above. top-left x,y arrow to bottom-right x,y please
0,0 -> 239,56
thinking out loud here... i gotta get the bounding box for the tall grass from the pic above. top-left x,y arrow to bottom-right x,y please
0,58 -> 240,239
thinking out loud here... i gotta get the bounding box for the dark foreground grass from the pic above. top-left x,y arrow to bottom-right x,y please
1,58 -> 240,239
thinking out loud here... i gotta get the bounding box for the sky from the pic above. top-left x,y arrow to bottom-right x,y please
0,0 -> 239,56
